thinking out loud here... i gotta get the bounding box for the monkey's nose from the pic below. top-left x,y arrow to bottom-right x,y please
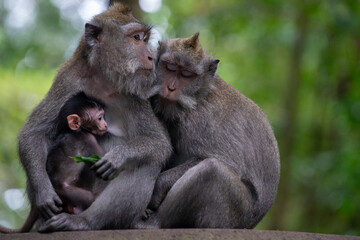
147,55 -> 153,61
168,85 -> 176,92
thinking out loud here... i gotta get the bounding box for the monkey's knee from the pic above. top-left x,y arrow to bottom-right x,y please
195,158 -> 231,181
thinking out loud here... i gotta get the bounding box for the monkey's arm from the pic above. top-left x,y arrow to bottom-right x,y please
91,101 -> 172,180
18,79 -> 80,219
91,132 -> 171,180
19,117 -> 63,219
144,158 -> 201,216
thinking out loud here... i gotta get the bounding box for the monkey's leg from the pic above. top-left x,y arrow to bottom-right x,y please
56,184 -> 95,214
152,158 -> 256,228
144,158 -> 202,218
39,166 -> 159,232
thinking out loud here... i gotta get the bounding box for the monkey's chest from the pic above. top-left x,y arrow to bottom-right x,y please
103,96 -> 129,137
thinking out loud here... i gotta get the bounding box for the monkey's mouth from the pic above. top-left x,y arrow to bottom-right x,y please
160,97 -> 177,106
97,130 -> 108,136
136,68 -> 153,75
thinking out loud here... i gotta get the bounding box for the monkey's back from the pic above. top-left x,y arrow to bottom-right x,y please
173,75 -> 280,224
212,76 -> 280,218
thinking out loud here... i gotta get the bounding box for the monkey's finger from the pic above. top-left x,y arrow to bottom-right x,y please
101,168 -> 116,180
49,203 -> 62,215
39,216 -> 67,232
91,159 -> 106,170
54,195 -> 63,206
107,170 -> 118,180
46,206 -> 58,218
96,162 -> 112,175
40,208 -> 55,220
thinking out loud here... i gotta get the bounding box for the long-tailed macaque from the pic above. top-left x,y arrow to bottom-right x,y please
0,92 -> 107,233
15,3 -> 171,232
47,92 -> 107,215
141,33 -> 280,228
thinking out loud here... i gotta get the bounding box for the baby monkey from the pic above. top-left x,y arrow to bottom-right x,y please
47,91 -> 107,214
0,92 -> 107,233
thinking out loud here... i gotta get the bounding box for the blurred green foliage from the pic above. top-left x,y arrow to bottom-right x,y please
0,0 -> 359,235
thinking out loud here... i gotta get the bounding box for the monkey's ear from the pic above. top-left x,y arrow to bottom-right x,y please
85,23 -> 103,47
67,114 -> 81,131
184,32 -> 200,48
209,59 -> 220,75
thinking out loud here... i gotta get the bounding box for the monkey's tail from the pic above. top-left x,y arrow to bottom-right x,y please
0,208 -> 38,233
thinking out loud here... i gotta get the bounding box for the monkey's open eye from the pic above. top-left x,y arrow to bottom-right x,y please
98,116 -> 103,121
181,70 -> 196,78
133,34 -> 140,41
165,62 -> 177,72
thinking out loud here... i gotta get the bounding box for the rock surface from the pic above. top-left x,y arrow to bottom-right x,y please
1,229 -> 359,240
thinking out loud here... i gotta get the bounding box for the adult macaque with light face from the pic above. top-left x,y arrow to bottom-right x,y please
140,33 -> 280,228
15,3 -> 171,231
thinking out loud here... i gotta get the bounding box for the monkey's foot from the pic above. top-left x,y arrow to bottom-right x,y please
133,218 -> 159,229
142,208 -> 153,220
38,213 -> 91,232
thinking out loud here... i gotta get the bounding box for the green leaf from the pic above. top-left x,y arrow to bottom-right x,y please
70,155 -> 101,167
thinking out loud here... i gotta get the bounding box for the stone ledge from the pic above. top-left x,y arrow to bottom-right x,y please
1,229 -> 359,240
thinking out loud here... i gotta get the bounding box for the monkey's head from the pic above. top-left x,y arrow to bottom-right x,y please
81,3 -> 159,99
57,92 -> 107,136
67,108 -> 107,136
155,33 -> 220,110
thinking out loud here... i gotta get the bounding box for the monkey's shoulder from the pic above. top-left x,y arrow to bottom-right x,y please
208,76 -> 269,124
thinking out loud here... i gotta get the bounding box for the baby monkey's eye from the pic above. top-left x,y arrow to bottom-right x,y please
165,62 -> 177,72
98,116 -> 103,121
181,70 -> 196,78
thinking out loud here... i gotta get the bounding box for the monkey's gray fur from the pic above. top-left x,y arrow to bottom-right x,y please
141,34 -> 280,228
17,4 -> 171,232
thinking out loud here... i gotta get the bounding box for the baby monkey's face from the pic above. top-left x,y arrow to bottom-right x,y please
85,108 -> 108,136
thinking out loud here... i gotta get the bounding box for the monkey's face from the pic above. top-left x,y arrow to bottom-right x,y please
84,6 -> 159,98
155,34 -> 219,109
158,58 -> 199,105
83,108 -> 108,136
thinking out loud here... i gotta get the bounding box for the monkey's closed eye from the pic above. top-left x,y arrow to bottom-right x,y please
165,62 -> 177,72
181,70 -> 196,78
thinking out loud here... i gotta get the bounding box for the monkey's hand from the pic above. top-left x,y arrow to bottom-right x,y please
36,187 -> 63,220
91,152 -> 123,180
39,213 -> 91,232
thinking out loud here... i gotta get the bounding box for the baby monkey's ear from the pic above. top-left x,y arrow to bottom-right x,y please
67,114 -> 81,131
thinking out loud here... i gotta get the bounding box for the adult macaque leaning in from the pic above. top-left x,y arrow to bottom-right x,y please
141,33 -> 280,228
0,92 -> 107,233
16,3 -> 171,232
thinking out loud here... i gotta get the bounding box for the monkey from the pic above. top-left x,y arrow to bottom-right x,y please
47,92 -> 107,215
0,92 -> 107,233
15,3 -> 171,232
138,33 -> 280,229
